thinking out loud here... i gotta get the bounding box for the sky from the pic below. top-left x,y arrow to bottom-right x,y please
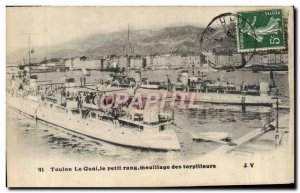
6,6 -> 254,53
7,6 -> 285,56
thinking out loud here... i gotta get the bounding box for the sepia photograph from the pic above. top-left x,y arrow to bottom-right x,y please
6,6 -> 295,187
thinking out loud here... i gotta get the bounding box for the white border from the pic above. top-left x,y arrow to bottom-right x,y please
1,0 -> 298,192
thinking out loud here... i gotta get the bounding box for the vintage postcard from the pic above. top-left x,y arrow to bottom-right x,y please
6,6 -> 294,187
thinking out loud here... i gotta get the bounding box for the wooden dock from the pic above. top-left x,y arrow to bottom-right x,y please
209,128 -> 271,155
208,114 -> 290,155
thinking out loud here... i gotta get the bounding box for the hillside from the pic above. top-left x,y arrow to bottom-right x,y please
7,25 -> 206,63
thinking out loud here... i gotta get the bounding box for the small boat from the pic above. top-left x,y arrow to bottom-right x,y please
193,132 -> 230,142
244,106 -> 272,113
141,81 -> 161,89
274,71 -> 288,75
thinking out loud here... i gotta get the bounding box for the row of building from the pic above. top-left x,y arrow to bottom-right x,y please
63,52 -> 288,70
18,52 -> 288,72
206,53 -> 289,67
63,54 -> 205,70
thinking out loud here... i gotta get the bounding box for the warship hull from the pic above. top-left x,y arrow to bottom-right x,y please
107,87 -> 278,107
7,95 -> 181,151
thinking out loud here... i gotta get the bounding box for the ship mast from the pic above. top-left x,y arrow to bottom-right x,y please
28,17 -> 32,78
122,24 -> 135,56
128,23 -> 130,41
28,31 -> 31,78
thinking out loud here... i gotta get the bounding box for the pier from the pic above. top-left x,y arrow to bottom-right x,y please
207,114 -> 290,155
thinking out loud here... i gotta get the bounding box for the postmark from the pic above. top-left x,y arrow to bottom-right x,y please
200,13 -> 257,71
237,9 -> 285,52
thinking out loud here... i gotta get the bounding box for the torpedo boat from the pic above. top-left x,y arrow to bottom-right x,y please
7,74 -> 181,151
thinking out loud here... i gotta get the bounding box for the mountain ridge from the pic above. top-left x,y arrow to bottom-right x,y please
7,25 -> 206,64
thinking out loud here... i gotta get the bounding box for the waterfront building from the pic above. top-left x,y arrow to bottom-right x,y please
129,56 -> 143,69
65,57 -> 101,70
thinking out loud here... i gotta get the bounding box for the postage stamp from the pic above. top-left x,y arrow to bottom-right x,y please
237,9 -> 285,52
200,13 -> 257,71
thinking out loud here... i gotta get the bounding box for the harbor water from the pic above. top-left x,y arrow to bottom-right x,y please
6,70 -> 290,162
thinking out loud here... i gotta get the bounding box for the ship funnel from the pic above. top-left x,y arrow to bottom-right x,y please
29,75 -> 38,88
259,81 -> 270,96
65,78 -> 75,88
143,105 -> 159,124
134,71 -> 141,82
180,70 -> 189,85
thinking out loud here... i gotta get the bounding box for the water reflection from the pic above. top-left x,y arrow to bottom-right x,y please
8,101 -> 285,162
